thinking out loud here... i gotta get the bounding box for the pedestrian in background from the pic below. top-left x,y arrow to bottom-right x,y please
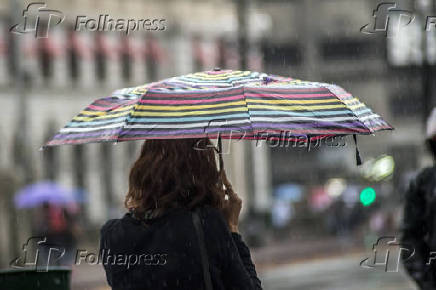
33,202 -> 80,267
402,108 -> 436,289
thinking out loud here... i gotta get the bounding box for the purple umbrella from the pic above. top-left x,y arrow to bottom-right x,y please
14,181 -> 81,208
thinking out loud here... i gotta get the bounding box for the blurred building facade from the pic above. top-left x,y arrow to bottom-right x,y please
260,0 -> 435,237
0,0 -> 273,263
0,0 -> 266,224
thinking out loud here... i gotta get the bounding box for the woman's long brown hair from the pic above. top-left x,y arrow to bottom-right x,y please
125,138 -> 229,216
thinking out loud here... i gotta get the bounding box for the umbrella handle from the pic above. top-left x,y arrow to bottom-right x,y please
216,136 -> 235,197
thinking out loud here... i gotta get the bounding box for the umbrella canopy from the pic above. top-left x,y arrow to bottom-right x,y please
43,70 -> 392,147
14,181 -> 82,208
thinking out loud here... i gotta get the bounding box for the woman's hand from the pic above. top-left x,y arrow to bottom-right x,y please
221,190 -> 242,233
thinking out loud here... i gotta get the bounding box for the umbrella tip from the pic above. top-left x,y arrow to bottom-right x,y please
263,76 -> 273,84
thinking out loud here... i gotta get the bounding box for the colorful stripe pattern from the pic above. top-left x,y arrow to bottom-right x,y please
44,70 -> 392,146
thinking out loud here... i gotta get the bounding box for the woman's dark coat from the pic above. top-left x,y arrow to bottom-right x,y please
100,205 -> 263,290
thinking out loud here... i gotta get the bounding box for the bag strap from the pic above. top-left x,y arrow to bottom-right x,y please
192,208 -> 213,290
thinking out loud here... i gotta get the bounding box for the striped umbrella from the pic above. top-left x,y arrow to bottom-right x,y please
43,70 -> 392,152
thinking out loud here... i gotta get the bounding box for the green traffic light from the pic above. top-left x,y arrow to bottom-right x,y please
360,187 -> 376,206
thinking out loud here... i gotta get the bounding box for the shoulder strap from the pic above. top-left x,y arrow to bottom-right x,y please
192,208 -> 213,290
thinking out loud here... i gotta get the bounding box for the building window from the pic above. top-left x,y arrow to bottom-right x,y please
67,28 -> 81,85
320,37 -> 377,61
261,41 -> 303,66
120,35 -> 132,83
94,33 -> 109,83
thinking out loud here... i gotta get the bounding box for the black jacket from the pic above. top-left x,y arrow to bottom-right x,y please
100,205 -> 263,290
401,166 -> 436,290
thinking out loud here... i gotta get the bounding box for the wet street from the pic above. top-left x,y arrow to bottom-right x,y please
72,252 -> 418,290
259,254 -> 417,290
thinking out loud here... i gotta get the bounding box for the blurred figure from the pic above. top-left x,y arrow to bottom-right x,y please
326,198 -> 347,236
401,108 -> 436,289
33,202 -> 80,267
271,199 -> 292,229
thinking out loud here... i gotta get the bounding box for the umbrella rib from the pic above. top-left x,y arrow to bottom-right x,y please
115,79 -> 168,144
116,96 -> 143,144
324,85 -> 373,134
240,84 -> 255,139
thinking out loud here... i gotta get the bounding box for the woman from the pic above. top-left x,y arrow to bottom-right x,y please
100,138 -> 263,290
